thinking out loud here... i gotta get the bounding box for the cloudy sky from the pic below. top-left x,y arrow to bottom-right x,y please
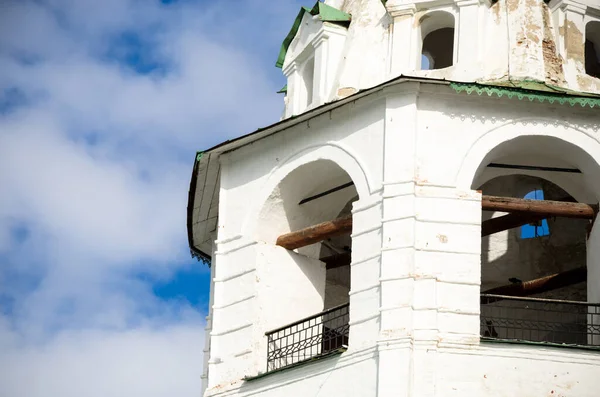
0,0 -> 301,395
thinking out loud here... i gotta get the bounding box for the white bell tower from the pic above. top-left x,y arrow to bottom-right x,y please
188,1 -> 600,396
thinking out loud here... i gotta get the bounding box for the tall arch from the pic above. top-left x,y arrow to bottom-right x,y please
455,120 -> 600,200
249,144 -> 373,371
456,121 -> 600,346
242,143 -> 372,239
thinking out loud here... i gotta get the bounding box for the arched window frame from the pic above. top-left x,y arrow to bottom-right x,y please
416,9 -> 458,71
584,20 -> 600,79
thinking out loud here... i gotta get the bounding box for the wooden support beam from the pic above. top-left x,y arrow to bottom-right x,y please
321,252 -> 352,269
276,215 -> 353,250
482,195 -> 597,219
481,267 -> 587,303
299,181 -> 354,205
481,212 -> 547,237
276,195 -> 597,251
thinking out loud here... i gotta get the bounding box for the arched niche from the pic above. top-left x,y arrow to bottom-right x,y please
585,21 -> 600,79
418,11 -> 456,71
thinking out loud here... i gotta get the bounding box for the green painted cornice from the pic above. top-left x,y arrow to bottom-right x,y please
275,2 -> 351,69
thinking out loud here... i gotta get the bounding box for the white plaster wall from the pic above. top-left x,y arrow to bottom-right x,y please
437,346 -> 600,397
203,81 -> 600,396
282,0 -> 600,118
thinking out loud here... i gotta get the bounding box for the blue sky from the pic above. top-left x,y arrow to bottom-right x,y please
0,0 -> 302,395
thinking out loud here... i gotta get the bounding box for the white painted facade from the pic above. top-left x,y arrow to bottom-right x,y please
188,1 -> 600,396
280,0 -> 600,117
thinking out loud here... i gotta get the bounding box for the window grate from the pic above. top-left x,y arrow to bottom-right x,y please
266,303 -> 349,372
481,294 -> 600,347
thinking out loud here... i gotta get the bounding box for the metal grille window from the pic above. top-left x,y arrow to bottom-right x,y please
266,303 -> 349,372
481,294 -> 600,348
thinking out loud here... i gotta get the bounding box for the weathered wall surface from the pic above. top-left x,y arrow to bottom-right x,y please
281,0 -> 600,117
204,81 -> 600,397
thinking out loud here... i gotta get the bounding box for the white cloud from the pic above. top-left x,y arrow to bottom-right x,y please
0,0 -> 303,395
0,322 -> 205,397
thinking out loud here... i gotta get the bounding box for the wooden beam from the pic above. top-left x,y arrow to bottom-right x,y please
276,195 -> 597,251
482,195 -> 597,219
299,181 -> 354,205
481,267 -> 587,303
481,212 -> 547,237
487,163 -> 581,174
276,214 -> 353,250
321,252 -> 352,269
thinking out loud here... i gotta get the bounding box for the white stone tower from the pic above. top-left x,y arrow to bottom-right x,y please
188,1 -> 600,396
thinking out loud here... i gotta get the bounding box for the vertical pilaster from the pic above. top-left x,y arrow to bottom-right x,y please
313,34 -> 328,107
376,87 -> 419,397
413,186 -> 482,347
556,2 -> 588,84
349,193 -> 384,352
201,243 -> 217,395
506,0 -> 547,81
282,63 -> 299,118
207,237 -> 258,388
456,0 -> 481,68
386,4 -> 417,76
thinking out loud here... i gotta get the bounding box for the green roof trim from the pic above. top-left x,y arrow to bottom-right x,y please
315,2 -> 352,22
277,84 -> 288,94
275,2 -> 351,69
450,82 -> 600,108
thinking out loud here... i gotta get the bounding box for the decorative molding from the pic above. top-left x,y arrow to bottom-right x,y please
214,241 -> 257,256
212,294 -> 256,310
450,82 -> 600,108
213,268 -> 255,283
350,224 -> 383,238
350,252 -> 382,266
445,111 -> 600,131
210,322 -> 253,337
455,0 -> 482,7
348,313 -> 381,326
348,283 -> 381,296
385,2 -> 417,17
554,0 -> 588,15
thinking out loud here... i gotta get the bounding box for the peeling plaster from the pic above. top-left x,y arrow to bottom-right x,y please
542,3 -> 566,85
279,0 -> 600,117
565,20 -> 585,64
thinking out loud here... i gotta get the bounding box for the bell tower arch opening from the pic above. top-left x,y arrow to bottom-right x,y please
469,135 -> 600,347
418,11 -> 456,71
255,159 -> 359,371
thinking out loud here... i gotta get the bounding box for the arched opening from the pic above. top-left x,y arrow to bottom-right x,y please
585,22 -> 600,79
257,159 -> 357,370
419,11 -> 455,71
471,136 -> 600,347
